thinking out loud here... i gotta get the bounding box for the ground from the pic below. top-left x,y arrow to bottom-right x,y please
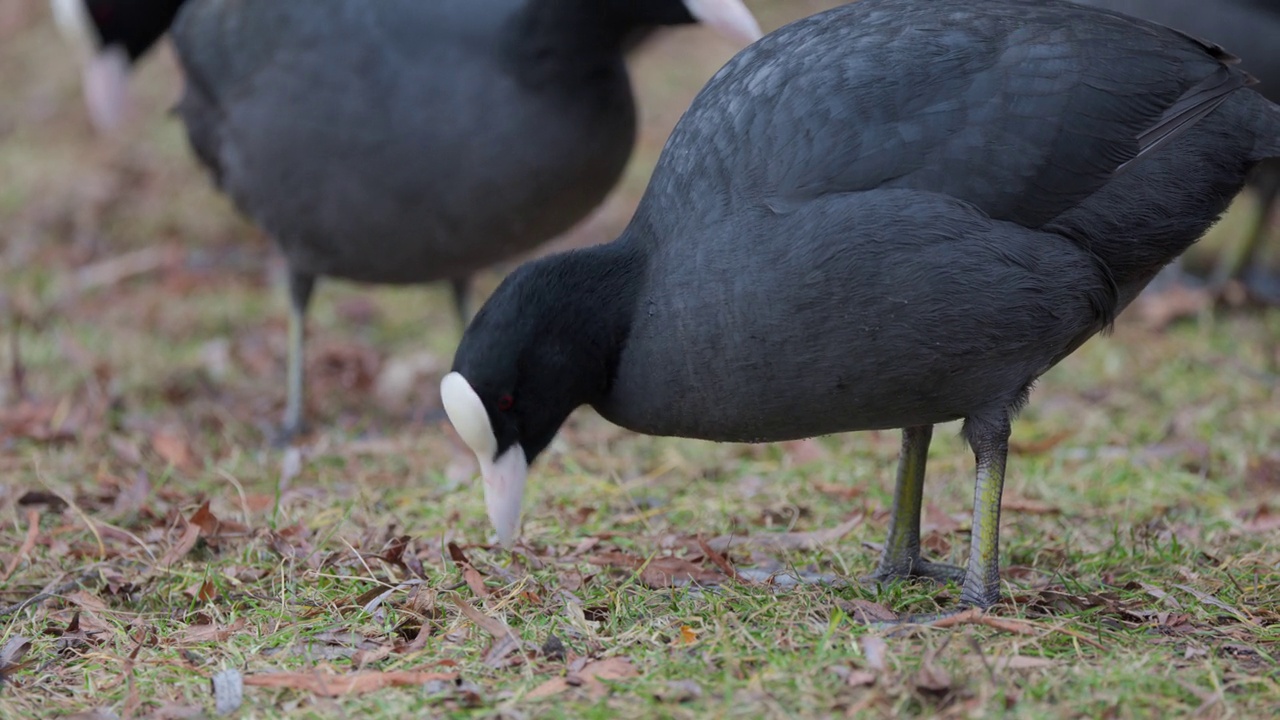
1,1 -> 1278,718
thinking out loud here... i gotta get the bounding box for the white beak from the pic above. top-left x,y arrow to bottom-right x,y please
50,0 -> 133,134
480,444 -> 529,547
440,372 -> 528,547
82,47 -> 133,134
683,0 -> 763,44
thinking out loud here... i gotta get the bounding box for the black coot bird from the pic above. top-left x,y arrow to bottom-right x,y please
441,0 -> 1280,611
51,0 -> 762,441
51,0 -> 187,132
1072,0 -> 1280,291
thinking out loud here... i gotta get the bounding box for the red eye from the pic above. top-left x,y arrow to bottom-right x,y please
497,394 -> 515,412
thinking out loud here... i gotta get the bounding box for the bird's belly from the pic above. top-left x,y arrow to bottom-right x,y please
201,77 -> 633,284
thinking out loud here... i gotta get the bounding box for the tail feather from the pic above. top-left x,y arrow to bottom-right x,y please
1117,66 -> 1246,173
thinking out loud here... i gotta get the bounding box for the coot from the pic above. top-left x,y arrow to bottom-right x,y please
1072,0 -> 1280,292
51,0 -> 762,441
441,0 -> 1280,610
51,0 -> 186,131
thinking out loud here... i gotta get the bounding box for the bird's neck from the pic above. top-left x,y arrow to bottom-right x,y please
522,239 -> 645,408
80,0 -> 189,59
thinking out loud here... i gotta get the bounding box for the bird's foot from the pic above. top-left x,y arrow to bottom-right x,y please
863,559 -> 966,586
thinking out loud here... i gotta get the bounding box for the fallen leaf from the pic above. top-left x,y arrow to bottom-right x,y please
1240,505 -> 1280,533
65,590 -> 110,614
862,636 -> 888,671
1133,284 -> 1211,331
311,341 -> 380,394
151,429 -> 197,472
449,596 -> 521,667
0,635 -> 33,683
160,520 -> 202,567
696,537 -> 741,582
654,679 -> 703,703
525,657 -> 638,700
838,599 -> 898,624
241,670 -> 455,697
845,669 -> 877,688
705,513 -> 863,553
1173,585 -> 1251,622
1008,431 -> 1073,456
1245,456 -> 1280,491
913,647 -> 951,695
587,551 -> 724,589
780,439 -> 829,464
176,618 -> 245,644
447,542 -> 490,598
189,502 -> 249,539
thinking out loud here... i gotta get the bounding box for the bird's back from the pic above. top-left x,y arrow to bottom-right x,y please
602,0 -> 1280,438
1070,0 -> 1280,101
636,0 -> 1280,291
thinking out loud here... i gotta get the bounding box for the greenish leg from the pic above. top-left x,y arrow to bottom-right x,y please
450,276 -> 472,328
866,425 -> 965,585
958,414 -> 1012,608
276,271 -> 315,446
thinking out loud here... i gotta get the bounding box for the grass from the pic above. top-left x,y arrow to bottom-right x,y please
2,0 -> 1279,718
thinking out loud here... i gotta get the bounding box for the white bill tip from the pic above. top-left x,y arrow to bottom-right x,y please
683,0 -> 763,44
440,371 -> 528,547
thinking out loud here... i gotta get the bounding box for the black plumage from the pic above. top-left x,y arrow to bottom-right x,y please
442,0 -> 1280,612
1072,0 -> 1280,290
52,0 -> 761,441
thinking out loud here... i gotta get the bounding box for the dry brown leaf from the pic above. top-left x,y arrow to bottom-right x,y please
838,599 -> 898,624
189,501 -> 249,538
679,625 -> 697,645
779,439 -> 830,464
1240,505 -> 1280,533
696,537 -> 741,582
0,400 -> 78,444
65,590 -> 110,614
1132,283 -> 1211,331
846,669 -> 877,688
1008,431 -> 1073,457
862,636 -> 888,671
151,429 -> 196,472
997,656 -> 1057,671
640,556 -> 724,588
446,542 -> 491,598
242,670 -> 456,697
449,595 -> 521,667
706,513 -> 863,553
160,520 -> 202,567
525,657 -> 639,700
176,618 -> 245,644
913,647 -> 952,695
586,551 -> 724,589
0,635 -> 33,680
653,679 -> 703,703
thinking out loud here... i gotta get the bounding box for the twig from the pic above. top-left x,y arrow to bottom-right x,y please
0,568 -> 103,619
